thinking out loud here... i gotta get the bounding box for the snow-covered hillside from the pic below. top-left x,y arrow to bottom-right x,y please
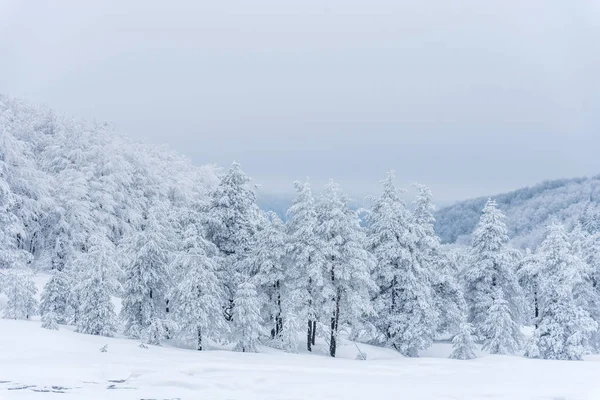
435,175 -> 600,248
2,317 -> 600,400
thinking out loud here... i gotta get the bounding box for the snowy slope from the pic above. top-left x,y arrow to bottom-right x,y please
1,318 -> 600,399
435,175 -> 600,248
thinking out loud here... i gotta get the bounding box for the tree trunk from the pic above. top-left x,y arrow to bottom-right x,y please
329,291 -> 340,358
276,280 -> 283,337
311,321 -> 316,345
307,319 -> 313,352
329,265 -> 339,358
534,289 -> 539,328
389,277 -> 397,339
307,276 -> 313,351
197,326 -> 203,351
224,298 -> 234,322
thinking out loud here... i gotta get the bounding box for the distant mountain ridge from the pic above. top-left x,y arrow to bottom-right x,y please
434,175 -> 600,248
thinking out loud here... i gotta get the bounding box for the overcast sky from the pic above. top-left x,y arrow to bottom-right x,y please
1,1 -> 599,203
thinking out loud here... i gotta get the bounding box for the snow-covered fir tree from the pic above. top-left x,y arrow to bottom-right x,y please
449,321 -> 477,360
232,282 -> 264,353
146,316 -> 177,346
244,211 -> 287,340
0,161 -> 28,271
464,199 -> 523,338
202,162 -> 260,322
569,223 -> 587,259
40,268 -> 70,326
170,217 -> 227,350
516,248 -> 543,326
366,172 -> 436,356
527,223 -> 598,360
1,269 -> 38,320
581,202 -> 600,235
412,183 -> 464,335
75,234 -> 121,337
120,203 -> 174,339
315,180 -> 376,358
481,287 -> 522,354
41,310 -> 59,330
285,180 -> 326,352
278,304 -> 301,353
575,228 -> 600,349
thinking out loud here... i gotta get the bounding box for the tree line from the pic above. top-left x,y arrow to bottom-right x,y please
3,162 -> 600,360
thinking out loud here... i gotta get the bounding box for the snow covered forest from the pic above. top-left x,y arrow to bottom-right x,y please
2,95 -> 600,362
435,175 -> 600,248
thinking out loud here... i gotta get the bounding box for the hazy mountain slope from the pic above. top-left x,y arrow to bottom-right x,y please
435,176 -> 600,248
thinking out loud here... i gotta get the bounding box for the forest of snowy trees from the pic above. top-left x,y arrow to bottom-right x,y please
2,96 -> 600,361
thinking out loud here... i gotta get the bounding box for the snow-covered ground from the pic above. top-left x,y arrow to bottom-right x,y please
0,274 -> 598,399
1,318 -> 600,400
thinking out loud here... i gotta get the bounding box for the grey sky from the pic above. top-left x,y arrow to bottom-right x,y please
1,1 -> 599,203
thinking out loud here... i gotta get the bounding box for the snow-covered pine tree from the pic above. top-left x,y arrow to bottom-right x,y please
316,180 -> 376,358
527,223 -> 598,360
1,269 -> 38,320
0,143 -> 34,272
412,183 -> 463,335
146,316 -> 177,346
120,203 -> 174,339
481,287 -> 522,354
40,268 -> 70,326
285,180 -> 326,352
581,231 -> 600,349
570,223 -> 587,259
202,162 -> 260,322
278,303 -> 301,353
449,321 -> 477,360
75,234 -> 121,337
232,282 -> 264,353
41,310 -> 59,330
46,170 -> 95,272
581,202 -> 600,235
464,199 -> 523,338
516,248 -> 542,326
0,127 -> 51,265
63,256 -> 88,326
569,225 -> 600,342
243,211 -> 287,340
170,218 -> 227,351
0,162 -> 28,271
366,172 -> 436,356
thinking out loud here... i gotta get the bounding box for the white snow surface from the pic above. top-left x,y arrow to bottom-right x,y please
1,319 -> 600,400
1,274 -> 600,399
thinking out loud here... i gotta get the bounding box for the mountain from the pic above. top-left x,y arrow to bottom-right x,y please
434,175 -> 600,248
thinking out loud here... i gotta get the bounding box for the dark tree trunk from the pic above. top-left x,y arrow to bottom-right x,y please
389,276 -> 397,339
224,298 -> 234,322
329,291 -> 340,358
165,300 -> 172,338
329,264 -> 339,358
307,319 -> 313,352
534,289 -> 539,328
307,276 -> 313,351
311,321 -> 316,345
197,326 -> 203,351
276,280 -> 283,337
